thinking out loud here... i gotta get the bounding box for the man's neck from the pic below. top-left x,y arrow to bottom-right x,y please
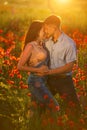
53,30 -> 62,43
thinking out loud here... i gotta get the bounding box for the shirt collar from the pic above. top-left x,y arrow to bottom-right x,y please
51,32 -> 64,43
57,32 -> 64,43
45,32 -> 64,44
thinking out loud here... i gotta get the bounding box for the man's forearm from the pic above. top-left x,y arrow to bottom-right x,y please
48,62 -> 74,75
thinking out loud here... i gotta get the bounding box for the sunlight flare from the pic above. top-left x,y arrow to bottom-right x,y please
57,0 -> 70,4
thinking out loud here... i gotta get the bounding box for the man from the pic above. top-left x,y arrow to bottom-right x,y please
41,15 -> 81,120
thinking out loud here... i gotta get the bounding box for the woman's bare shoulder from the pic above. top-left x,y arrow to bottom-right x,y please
24,42 -> 33,50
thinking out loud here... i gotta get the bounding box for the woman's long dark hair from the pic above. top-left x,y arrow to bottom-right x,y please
24,21 -> 43,48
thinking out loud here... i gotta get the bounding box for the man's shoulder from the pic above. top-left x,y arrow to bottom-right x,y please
63,33 -> 76,47
63,33 -> 75,42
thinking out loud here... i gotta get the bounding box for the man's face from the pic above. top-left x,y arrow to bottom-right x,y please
43,24 -> 57,39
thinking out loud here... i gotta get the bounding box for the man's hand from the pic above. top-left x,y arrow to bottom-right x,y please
35,65 -> 49,76
36,69 -> 53,76
35,61 -> 75,76
35,66 -> 50,76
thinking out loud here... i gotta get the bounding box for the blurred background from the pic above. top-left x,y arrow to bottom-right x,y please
0,1 -> 87,130
0,0 -> 87,33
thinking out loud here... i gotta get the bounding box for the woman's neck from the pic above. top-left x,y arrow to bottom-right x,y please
35,39 -> 43,46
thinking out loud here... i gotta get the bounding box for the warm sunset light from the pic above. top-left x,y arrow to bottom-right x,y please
58,0 -> 69,3
0,0 -> 87,130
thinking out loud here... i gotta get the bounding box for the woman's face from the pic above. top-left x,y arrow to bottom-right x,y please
38,27 -> 45,41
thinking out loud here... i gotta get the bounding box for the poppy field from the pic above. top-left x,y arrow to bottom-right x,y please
0,26 -> 87,130
0,0 -> 87,130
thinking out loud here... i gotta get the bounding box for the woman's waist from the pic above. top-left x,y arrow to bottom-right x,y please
31,61 -> 47,69
28,73 -> 46,83
29,60 -> 46,68
28,60 -> 48,78
29,72 -> 44,78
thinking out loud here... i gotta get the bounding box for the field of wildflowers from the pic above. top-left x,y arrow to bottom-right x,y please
0,26 -> 87,130
0,0 -> 87,129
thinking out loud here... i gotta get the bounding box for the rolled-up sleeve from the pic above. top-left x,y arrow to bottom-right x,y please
65,42 -> 77,63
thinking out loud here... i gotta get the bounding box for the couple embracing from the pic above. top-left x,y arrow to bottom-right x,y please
17,15 -> 81,120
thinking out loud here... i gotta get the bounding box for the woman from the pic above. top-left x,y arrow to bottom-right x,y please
17,21 -> 59,113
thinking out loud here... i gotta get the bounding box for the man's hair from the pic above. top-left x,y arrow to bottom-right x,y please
44,15 -> 61,28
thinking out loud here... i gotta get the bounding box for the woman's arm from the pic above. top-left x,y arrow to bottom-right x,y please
17,43 -> 48,73
17,44 -> 39,73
